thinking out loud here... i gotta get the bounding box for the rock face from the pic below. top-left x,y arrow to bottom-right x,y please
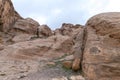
0,0 -> 40,45
0,0 -> 21,32
72,27 -> 85,71
54,23 -> 85,71
83,12 -> 120,80
0,0 -> 120,80
38,25 -> 52,38
0,0 -> 84,80
54,23 -> 82,37
13,18 -> 39,35
0,35 -> 74,60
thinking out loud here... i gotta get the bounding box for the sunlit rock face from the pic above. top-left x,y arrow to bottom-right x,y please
0,0 -> 21,32
83,12 -> 120,80
0,0 -> 120,80
0,0 -> 40,45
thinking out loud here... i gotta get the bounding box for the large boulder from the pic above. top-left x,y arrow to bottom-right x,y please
0,0 -> 40,44
10,18 -> 40,43
83,12 -> 120,80
54,23 -> 82,37
0,0 -> 21,32
38,25 -> 52,38
12,18 -> 39,35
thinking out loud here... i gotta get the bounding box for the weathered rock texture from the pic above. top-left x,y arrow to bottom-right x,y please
0,0 -> 21,32
83,12 -> 120,80
38,25 -> 52,38
0,0 -> 120,80
0,35 -> 74,60
0,0 -> 40,45
0,0 -> 85,80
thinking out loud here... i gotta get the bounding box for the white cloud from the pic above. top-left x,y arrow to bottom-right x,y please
28,14 -> 47,24
51,9 -> 62,16
82,0 -> 120,16
80,0 -> 108,16
35,16 -> 47,25
104,0 -> 120,12
11,0 -> 120,29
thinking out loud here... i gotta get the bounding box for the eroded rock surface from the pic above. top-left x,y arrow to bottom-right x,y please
0,0 -> 40,45
0,0 -> 120,80
0,0 -> 21,32
83,12 -> 120,80
13,18 -> 39,35
0,35 -> 74,60
38,24 -> 53,38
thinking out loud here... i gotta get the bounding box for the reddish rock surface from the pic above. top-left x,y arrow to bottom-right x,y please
0,0 -> 21,32
38,24 -> 53,38
0,35 -> 74,60
0,0 -> 119,80
83,12 -> 120,80
0,0 -> 40,45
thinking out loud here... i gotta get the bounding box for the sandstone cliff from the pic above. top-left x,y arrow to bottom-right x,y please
0,0 -> 119,80
83,12 -> 120,80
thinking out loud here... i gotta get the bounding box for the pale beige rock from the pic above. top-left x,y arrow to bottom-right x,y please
0,0 -> 22,45
72,58 -> 80,71
13,18 -> 39,35
63,55 -> 74,61
46,62 -> 56,66
0,35 -> 74,60
59,55 -> 74,61
50,35 -> 74,54
53,24 -> 84,71
83,12 -> 120,80
54,23 -> 83,37
0,44 -> 5,51
69,75 -> 85,80
0,0 -> 21,32
72,27 -> 84,71
52,76 -> 68,80
54,29 -> 62,35
0,0 -> 40,45
12,34 -> 33,43
0,0 -> 86,80
38,25 -> 52,37
60,23 -> 74,36
0,59 -> 40,80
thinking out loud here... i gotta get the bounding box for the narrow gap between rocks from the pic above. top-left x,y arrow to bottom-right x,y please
80,27 -> 87,75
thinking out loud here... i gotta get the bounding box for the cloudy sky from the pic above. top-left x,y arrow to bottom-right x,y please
11,0 -> 120,29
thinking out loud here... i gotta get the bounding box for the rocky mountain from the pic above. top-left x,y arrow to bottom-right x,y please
0,0 -> 119,80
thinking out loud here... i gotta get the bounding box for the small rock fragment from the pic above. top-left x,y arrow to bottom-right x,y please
69,75 -> 85,80
52,76 -> 68,80
47,62 -> 56,66
62,61 -> 72,69
72,58 -> 80,71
